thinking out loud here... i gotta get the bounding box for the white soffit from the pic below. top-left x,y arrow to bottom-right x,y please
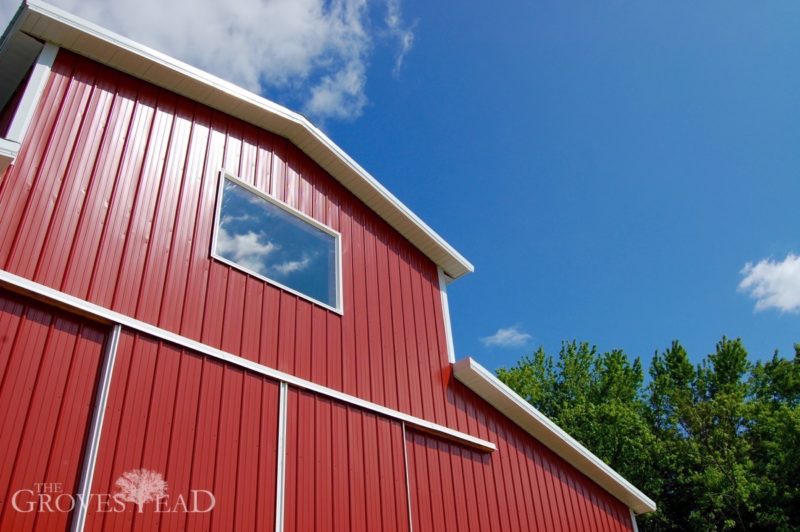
8,0 -> 474,280
453,357 -> 657,516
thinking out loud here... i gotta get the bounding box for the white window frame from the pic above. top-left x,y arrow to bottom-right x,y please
211,170 -> 344,314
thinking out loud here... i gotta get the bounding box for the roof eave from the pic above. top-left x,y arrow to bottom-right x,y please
12,0 -> 474,280
453,357 -> 657,516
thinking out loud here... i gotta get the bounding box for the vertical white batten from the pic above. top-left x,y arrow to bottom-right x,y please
5,42 -> 58,143
274,382 -> 289,532
437,267 -> 456,364
71,324 -> 121,532
401,422 -> 414,532
630,508 -> 640,532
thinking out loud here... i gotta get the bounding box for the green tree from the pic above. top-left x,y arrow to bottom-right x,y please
746,345 -> 800,530
497,341 -> 659,524
497,338 -> 800,531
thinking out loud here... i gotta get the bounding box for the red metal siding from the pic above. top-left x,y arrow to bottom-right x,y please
283,389 -> 410,532
0,49 -> 456,430
0,290 -> 106,532
0,46 -> 643,529
85,328 -> 281,531
406,425 -> 634,532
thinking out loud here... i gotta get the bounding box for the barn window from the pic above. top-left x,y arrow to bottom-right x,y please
212,172 -> 342,313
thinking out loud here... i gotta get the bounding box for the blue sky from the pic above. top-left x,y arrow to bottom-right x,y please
323,1 -> 800,371
2,0 -> 797,372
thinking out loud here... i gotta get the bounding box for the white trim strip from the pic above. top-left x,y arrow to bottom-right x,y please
0,269 -> 494,452
630,508 -> 640,532
452,357 -> 656,514
274,382 -> 288,532
401,422 -> 414,532
437,268 -> 456,364
5,42 -> 57,143
0,138 -> 19,158
0,138 -> 19,175
71,324 -> 121,532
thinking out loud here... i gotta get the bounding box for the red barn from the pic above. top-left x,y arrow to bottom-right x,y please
0,1 -> 655,530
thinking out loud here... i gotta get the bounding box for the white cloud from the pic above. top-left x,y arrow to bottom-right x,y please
481,326 -> 533,348
739,253 -> 800,313
0,0 -> 415,122
273,255 -> 312,275
305,59 -> 367,121
221,213 -> 257,225
385,0 -> 414,75
216,228 -> 277,275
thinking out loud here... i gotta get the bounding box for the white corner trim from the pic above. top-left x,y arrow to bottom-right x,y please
630,508 -> 640,532
71,324 -> 121,532
0,268 -> 495,453
0,137 -> 19,158
5,41 -> 57,144
12,0 -> 474,281
0,137 -> 19,174
437,267 -> 456,364
274,382 -> 288,532
0,41 -> 56,174
452,357 -> 656,515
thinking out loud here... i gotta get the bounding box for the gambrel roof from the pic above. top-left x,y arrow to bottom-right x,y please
2,0 -> 474,280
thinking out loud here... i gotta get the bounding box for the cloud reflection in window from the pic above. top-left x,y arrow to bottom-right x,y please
215,177 -> 338,308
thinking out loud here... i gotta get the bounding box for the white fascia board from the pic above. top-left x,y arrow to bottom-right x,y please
452,357 -> 657,515
11,0 -> 473,280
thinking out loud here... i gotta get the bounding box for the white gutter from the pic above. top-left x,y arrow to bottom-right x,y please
9,0 -> 474,280
452,357 -> 656,515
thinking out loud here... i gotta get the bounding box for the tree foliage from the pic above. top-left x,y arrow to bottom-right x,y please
496,339 -> 800,531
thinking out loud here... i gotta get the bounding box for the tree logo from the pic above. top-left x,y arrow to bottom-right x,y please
114,469 -> 168,512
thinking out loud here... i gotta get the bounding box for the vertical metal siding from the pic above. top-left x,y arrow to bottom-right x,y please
0,48 -> 643,529
406,423 -> 634,532
0,290 -> 106,532
0,49 -> 460,431
283,389 -> 410,532
85,328 -> 281,531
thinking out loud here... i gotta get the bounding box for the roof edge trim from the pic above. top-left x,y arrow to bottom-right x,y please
16,0 -> 474,279
453,356 -> 657,515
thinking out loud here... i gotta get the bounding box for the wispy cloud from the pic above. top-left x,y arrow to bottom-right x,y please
481,326 -> 533,348
221,213 -> 257,225
385,0 -> 414,75
216,228 -> 277,275
0,0 -> 415,122
739,253 -> 800,313
273,255 -> 312,275
305,60 -> 367,121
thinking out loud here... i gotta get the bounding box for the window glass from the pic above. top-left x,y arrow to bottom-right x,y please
214,176 -> 339,309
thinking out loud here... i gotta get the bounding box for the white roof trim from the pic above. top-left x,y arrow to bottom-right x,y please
6,0 -> 474,280
453,357 -> 657,515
